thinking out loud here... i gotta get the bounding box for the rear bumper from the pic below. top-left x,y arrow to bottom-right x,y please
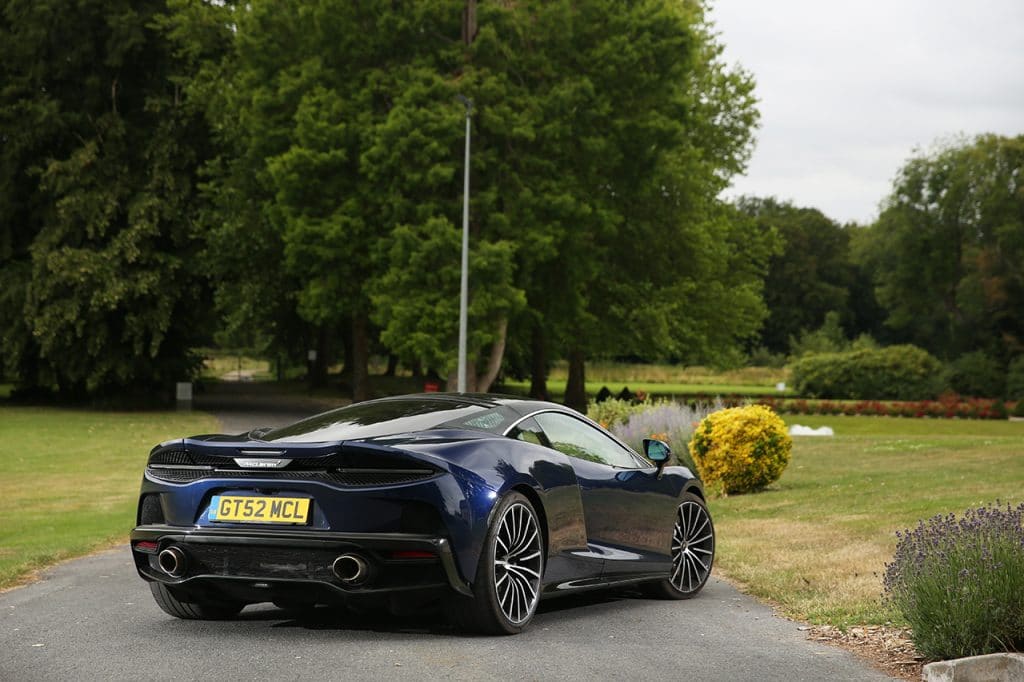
130,525 -> 471,598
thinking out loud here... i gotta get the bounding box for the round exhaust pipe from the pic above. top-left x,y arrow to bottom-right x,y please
158,546 -> 188,578
332,554 -> 369,584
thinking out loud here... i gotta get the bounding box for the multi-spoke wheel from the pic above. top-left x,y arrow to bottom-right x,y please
451,491 -> 545,634
646,491 -> 715,600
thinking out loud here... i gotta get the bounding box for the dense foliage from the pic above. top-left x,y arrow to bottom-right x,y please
3,2 -> 1021,404
1006,357 -> 1024,401
160,0 -> 769,407
688,405 -> 791,494
790,345 -> 946,401
737,198 -> 864,355
0,0 -> 211,399
857,135 -> 1024,364
884,502 -> 1024,660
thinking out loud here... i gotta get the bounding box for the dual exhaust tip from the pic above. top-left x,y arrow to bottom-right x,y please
157,545 -> 370,586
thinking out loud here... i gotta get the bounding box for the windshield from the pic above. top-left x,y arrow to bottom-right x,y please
260,397 -> 489,443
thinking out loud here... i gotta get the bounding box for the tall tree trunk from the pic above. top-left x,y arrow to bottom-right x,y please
351,311 -> 371,402
410,359 -> 423,379
384,354 -> 398,377
310,326 -> 329,389
337,316 -> 354,381
529,322 -> 549,400
447,363 -> 477,393
564,347 -> 587,413
462,0 -> 477,45
476,317 -> 508,393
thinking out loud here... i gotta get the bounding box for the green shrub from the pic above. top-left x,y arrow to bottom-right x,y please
884,502 -> 1024,660
790,345 -> 946,400
788,311 -> 847,359
1007,357 -> 1024,400
586,398 -> 645,429
948,351 -> 1005,397
688,405 -> 792,494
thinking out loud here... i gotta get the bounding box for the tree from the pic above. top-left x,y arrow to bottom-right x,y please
0,0 -> 212,399
736,197 -> 855,354
860,134 -> 1024,361
162,0 -> 768,407
466,0 -> 767,408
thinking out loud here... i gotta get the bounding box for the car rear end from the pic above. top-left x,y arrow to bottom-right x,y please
130,437 -> 477,610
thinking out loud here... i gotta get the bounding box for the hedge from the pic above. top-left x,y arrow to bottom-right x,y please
790,345 -> 946,400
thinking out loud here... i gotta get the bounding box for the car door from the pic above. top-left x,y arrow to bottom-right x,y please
531,411 -> 678,577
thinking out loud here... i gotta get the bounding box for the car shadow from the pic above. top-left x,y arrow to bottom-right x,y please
237,587 -> 650,635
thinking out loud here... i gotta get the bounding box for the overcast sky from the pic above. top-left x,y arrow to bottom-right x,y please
709,0 -> 1024,225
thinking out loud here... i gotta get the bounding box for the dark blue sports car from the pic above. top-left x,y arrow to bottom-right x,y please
131,393 -> 714,634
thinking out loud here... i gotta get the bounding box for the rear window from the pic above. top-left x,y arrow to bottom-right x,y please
261,398 -> 488,443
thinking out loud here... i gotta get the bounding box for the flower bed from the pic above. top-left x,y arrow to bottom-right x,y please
756,394 -> 1015,420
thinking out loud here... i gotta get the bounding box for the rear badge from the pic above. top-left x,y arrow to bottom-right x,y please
233,458 -> 292,469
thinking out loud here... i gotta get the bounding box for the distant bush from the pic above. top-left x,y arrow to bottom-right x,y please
884,502 -> 1024,660
747,345 -> 787,368
948,351 -> 1005,397
790,345 -> 946,400
609,400 -> 722,474
788,311 -> 847,359
688,405 -> 791,494
586,398 -> 646,429
1007,357 -> 1024,400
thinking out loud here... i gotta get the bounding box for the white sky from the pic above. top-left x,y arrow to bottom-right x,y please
709,0 -> 1024,225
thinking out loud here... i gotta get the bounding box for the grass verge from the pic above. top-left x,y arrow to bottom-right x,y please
708,415 -> 1024,627
0,407 -> 219,589
499,379 -> 790,398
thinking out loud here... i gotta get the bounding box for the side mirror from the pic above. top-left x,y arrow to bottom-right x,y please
643,438 -> 672,478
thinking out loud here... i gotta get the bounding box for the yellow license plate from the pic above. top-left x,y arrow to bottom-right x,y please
209,495 -> 310,524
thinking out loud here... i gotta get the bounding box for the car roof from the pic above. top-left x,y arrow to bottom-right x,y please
368,392 -> 571,418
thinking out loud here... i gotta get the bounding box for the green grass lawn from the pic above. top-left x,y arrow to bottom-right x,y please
499,379 -> 792,398
0,407 -> 219,589
500,361 -> 790,398
709,415 -> 1024,627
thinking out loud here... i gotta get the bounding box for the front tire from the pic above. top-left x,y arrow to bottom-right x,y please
149,582 -> 244,620
451,491 -> 545,634
646,492 -> 715,599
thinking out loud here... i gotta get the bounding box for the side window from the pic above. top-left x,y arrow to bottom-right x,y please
532,412 -> 641,468
509,417 -> 549,447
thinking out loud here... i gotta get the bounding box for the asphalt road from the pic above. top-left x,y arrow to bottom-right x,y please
0,397 -> 895,681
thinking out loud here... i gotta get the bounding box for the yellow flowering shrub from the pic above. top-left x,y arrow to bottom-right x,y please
688,405 -> 792,494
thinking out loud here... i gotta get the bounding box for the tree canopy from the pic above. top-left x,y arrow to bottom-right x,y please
1,0 -> 211,399
3,0 -> 773,404
858,134 -> 1024,362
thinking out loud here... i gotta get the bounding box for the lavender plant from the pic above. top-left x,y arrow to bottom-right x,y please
883,502 -> 1024,660
610,399 -> 723,474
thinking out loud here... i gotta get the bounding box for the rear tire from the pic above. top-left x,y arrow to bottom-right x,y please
449,491 -> 545,635
645,492 -> 715,600
149,582 -> 244,620
272,599 -> 320,618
